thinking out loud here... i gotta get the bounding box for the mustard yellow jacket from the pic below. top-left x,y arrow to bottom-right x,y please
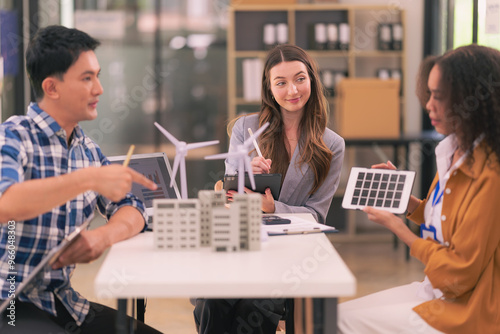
408,142 -> 500,333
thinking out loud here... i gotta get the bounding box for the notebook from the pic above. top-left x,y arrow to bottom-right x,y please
108,152 -> 180,228
0,220 -> 90,314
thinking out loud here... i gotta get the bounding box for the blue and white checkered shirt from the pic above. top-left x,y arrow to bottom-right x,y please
0,103 -> 148,325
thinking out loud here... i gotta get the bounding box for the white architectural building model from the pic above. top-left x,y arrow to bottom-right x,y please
198,190 -> 226,247
211,205 -> 240,252
153,199 -> 200,250
233,193 -> 262,251
153,190 -> 262,252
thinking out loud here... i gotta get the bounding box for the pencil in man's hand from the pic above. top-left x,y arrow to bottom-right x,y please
123,145 -> 135,167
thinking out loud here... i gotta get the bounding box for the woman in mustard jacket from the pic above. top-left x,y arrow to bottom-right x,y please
338,44 -> 500,333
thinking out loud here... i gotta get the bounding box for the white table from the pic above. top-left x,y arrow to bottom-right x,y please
94,213 -> 356,333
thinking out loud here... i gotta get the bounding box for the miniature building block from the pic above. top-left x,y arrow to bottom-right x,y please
233,193 -> 262,251
198,190 -> 226,247
211,205 -> 240,252
153,199 -> 200,251
152,190 -> 262,252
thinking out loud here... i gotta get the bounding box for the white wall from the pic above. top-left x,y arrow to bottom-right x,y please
339,0 -> 424,134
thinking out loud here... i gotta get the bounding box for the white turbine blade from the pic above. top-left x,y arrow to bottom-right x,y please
238,159 -> 245,194
186,140 -> 219,150
244,156 -> 256,190
154,122 -> 179,146
205,152 -> 230,160
243,122 -> 269,150
170,154 -> 181,187
180,158 -> 188,199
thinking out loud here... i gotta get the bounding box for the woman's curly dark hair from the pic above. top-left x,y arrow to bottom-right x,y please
416,44 -> 500,162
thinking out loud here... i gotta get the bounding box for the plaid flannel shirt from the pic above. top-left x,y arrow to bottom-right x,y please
0,103 -> 148,326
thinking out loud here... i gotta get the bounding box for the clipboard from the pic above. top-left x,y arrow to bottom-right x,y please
262,215 -> 338,236
0,219 -> 90,313
223,173 -> 282,200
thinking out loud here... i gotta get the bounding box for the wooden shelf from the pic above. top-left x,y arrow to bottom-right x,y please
228,4 -> 406,123
301,50 -> 350,58
352,50 -> 404,57
234,51 -> 270,58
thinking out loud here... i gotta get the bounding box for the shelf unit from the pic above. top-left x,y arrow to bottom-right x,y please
227,4 -> 406,134
227,4 -> 407,239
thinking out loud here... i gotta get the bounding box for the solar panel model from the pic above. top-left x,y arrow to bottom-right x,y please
342,167 -> 416,214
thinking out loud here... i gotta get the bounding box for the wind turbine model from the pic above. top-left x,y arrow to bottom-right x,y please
205,122 -> 269,194
154,122 -> 219,199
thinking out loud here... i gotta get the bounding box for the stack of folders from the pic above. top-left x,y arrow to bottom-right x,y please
377,68 -> 402,95
321,70 -> 347,96
378,23 -> 403,51
310,22 -> 349,50
262,23 -> 288,50
242,58 -> 263,101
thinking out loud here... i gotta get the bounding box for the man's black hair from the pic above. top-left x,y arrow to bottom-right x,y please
26,25 -> 100,100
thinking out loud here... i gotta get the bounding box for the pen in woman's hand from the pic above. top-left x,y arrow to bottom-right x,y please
248,128 -> 271,172
248,128 -> 263,157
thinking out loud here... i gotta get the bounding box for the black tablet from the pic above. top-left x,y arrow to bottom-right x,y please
223,173 -> 282,200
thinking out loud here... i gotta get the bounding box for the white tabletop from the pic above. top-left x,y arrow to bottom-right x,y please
94,214 -> 356,300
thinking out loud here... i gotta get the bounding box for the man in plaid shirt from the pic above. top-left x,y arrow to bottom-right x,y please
0,26 -> 161,333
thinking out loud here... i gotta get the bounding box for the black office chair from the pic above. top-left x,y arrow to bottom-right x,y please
277,298 -> 294,333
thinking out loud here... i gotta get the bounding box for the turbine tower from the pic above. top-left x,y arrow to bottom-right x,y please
205,122 -> 269,194
154,122 -> 219,199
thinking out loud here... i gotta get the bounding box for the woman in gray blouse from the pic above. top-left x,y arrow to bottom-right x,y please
194,44 -> 345,334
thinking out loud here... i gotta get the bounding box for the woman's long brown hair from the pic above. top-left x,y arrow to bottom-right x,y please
258,44 -> 332,194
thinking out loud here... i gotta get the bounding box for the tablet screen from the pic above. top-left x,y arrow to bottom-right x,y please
342,167 -> 415,214
223,173 -> 282,200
